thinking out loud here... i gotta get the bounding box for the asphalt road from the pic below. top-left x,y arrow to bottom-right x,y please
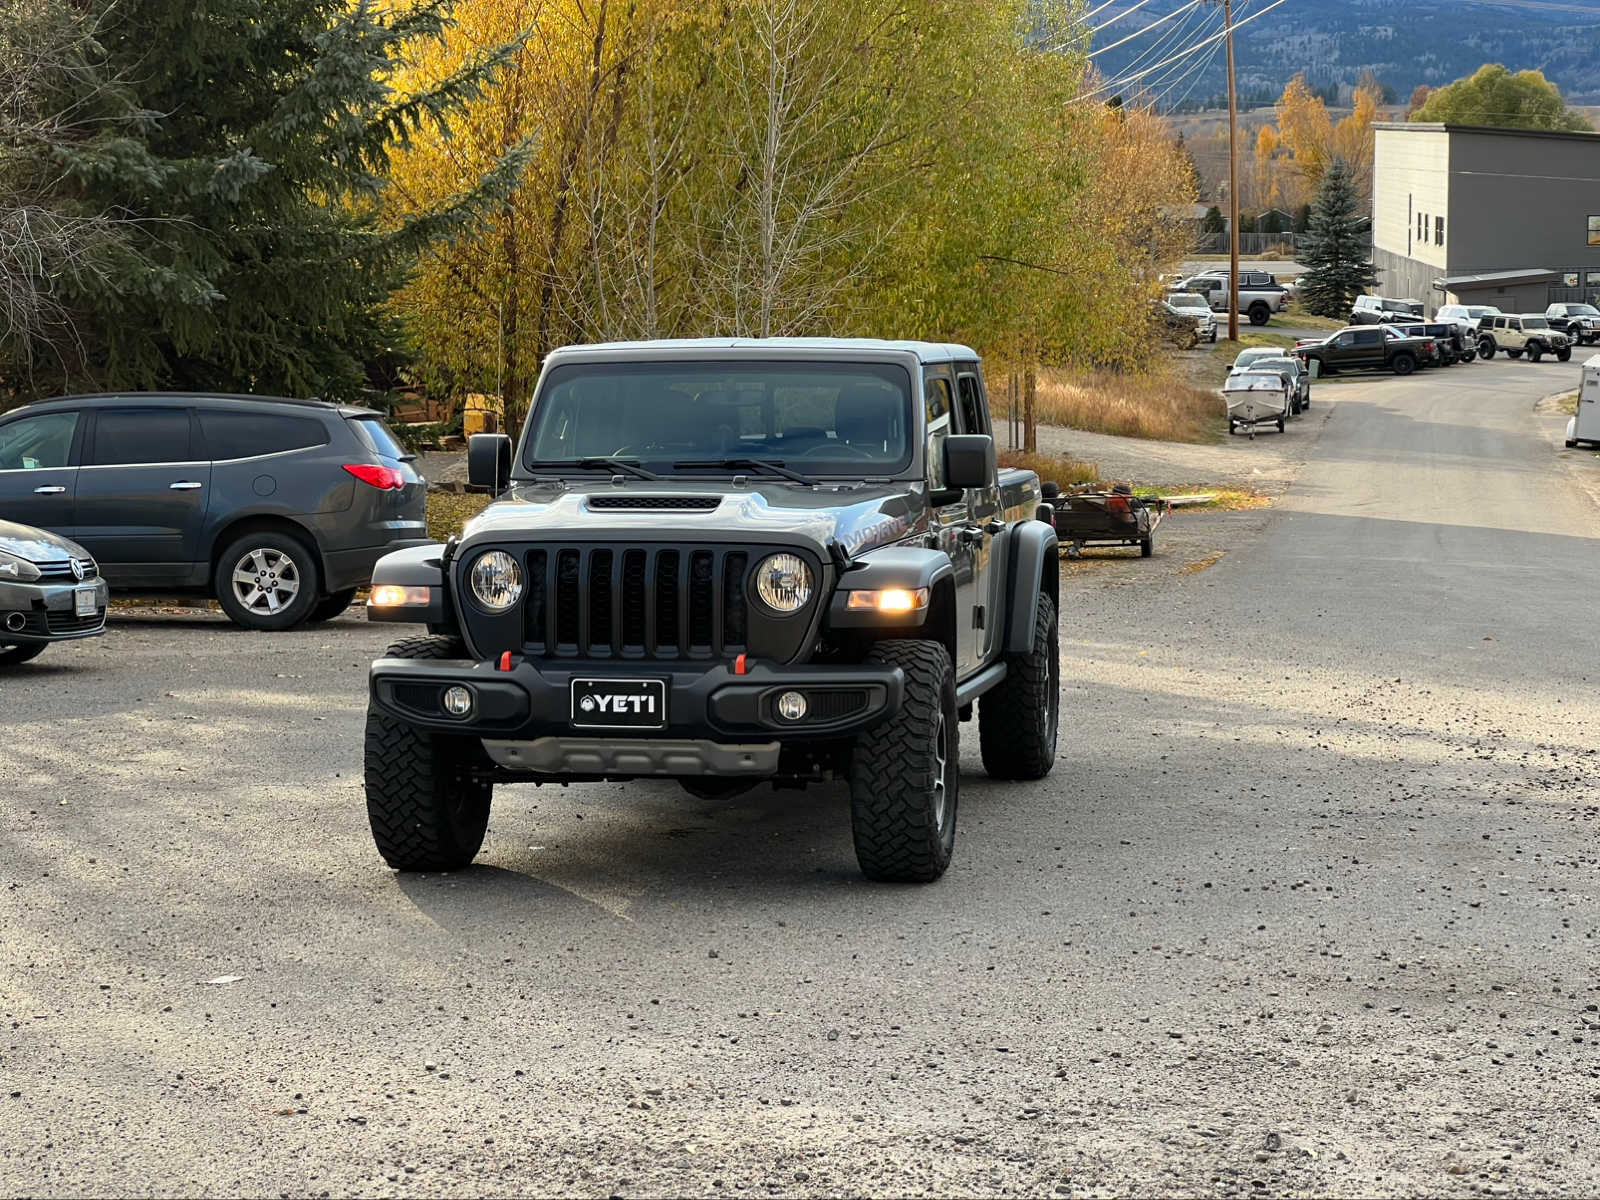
3,356 -> 1598,1197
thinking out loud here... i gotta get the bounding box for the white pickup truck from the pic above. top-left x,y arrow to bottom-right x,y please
1179,275 -> 1290,327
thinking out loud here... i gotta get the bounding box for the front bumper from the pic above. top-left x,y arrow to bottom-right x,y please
369,656 -> 905,775
0,576 -> 109,643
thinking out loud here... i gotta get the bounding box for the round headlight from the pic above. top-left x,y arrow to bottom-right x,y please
469,550 -> 523,612
754,553 -> 813,613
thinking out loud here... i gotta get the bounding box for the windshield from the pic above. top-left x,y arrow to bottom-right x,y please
1522,318 -> 1550,329
1468,307 -> 1500,318
521,360 -> 914,476
1167,294 -> 1207,309
1570,305 -> 1600,317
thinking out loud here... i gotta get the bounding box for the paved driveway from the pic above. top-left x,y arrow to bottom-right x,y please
2,356 -> 1597,1196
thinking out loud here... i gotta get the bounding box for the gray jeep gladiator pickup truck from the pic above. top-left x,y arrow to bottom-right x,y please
361,339 -> 1061,883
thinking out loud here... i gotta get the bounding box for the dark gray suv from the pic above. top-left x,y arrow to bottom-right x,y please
0,393 -> 428,630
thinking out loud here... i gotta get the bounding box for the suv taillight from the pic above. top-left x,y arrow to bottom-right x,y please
344,463 -> 405,490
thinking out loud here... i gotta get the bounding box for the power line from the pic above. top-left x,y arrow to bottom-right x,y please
1072,0 -> 1293,105
1082,0 -> 1167,39
1102,1 -> 1216,86
1089,0 -> 1209,61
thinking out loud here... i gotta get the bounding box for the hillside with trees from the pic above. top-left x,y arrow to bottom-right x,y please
1091,0 -> 1600,111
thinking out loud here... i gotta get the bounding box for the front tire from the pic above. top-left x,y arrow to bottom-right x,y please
1557,347 -> 1572,363
979,594 -> 1060,781
1528,345 -> 1543,363
850,640 -> 958,883
0,642 -> 47,666
215,530 -> 320,631
1478,339 -> 1495,360
364,635 -> 492,872
307,589 -> 358,623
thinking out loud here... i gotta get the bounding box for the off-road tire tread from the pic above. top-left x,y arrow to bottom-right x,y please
978,595 -> 1059,781
364,635 -> 492,871
849,640 -> 956,883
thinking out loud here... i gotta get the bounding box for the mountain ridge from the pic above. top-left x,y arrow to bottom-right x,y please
1086,0 -> 1600,109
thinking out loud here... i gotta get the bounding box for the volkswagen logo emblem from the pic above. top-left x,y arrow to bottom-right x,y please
70,558 -> 85,581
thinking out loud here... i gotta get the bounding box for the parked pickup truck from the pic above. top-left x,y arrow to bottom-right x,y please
1179,275 -> 1290,326
359,339 -> 1061,884
1294,325 -> 1432,376
1545,303 -> 1600,345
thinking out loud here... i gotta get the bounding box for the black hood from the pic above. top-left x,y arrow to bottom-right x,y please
0,519 -> 91,563
462,479 -> 926,557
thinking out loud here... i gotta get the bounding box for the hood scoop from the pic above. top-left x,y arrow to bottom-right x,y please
585,494 -> 722,511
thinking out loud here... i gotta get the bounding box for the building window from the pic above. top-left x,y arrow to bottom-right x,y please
1435,216 -> 1444,246
1417,213 -> 1425,242
1590,216 -> 1600,246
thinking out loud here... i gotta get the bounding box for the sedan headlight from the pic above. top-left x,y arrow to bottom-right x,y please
469,550 -> 522,612
0,549 -> 41,582
754,553 -> 813,613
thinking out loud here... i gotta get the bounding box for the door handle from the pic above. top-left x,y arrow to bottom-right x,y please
169,481 -> 203,490
32,485 -> 66,495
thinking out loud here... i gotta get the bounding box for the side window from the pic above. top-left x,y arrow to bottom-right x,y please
1435,216 -> 1444,246
954,370 -> 987,435
923,370 -> 953,491
88,408 -> 194,466
199,411 -> 328,460
0,411 -> 78,470
1335,332 -> 1353,347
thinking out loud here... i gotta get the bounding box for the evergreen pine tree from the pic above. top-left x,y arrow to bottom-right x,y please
35,0 -> 527,398
1297,157 -> 1378,320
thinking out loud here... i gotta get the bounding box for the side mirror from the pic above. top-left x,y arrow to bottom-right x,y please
943,434 -> 995,491
468,433 -> 512,493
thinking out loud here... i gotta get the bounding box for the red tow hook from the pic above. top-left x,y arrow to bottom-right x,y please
499,651 -> 514,672
734,653 -> 749,675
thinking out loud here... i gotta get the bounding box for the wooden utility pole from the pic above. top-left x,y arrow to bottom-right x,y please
1223,0 -> 1241,341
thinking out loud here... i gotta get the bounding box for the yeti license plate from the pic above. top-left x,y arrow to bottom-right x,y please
570,678 -> 668,730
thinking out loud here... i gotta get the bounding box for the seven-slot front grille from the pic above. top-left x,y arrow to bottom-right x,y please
520,545 -> 750,660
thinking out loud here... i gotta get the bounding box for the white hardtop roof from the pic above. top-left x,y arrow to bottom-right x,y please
543,337 -> 980,365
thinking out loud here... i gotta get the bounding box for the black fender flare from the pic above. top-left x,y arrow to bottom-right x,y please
1003,519 -> 1059,655
826,546 -> 954,632
367,542 -> 452,626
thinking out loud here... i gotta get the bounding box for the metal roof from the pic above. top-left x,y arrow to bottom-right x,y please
543,338 -> 981,365
1434,269 -> 1562,291
1375,122 -> 1600,146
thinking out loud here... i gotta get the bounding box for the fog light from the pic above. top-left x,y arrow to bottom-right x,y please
443,686 -> 473,716
775,691 -> 808,722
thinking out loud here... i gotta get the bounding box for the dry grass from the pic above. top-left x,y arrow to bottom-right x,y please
427,490 -> 492,541
997,449 -> 1100,490
1137,486 -> 1272,511
1181,552 -> 1226,574
993,368 -> 1226,444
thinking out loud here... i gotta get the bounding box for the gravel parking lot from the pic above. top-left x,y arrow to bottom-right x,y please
3,356 -> 1598,1197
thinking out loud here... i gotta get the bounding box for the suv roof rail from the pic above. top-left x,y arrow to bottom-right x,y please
20,390 -> 345,410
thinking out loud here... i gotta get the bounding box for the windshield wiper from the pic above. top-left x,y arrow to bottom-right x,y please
527,457 -> 661,480
673,457 -> 819,486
